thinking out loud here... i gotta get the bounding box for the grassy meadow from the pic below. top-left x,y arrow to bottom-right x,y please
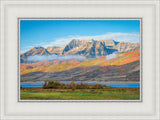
20,87 -> 140,100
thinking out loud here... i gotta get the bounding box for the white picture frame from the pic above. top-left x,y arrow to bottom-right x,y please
0,0 -> 159,120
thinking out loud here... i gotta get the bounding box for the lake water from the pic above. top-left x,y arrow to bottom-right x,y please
20,82 -> 140,87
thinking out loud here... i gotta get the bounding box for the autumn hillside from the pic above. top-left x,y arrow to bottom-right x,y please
20,50 -> 140,83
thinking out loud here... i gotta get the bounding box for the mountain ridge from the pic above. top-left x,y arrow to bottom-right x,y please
21,39 -> 140,63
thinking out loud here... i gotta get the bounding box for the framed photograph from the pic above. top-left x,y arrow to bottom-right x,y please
0,0 -> 159,120
19,18 -> 141,102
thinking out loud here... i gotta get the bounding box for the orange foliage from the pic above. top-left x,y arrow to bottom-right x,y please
20,50 -> 140,75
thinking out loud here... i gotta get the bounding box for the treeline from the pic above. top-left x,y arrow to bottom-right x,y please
43,81 -> 111,89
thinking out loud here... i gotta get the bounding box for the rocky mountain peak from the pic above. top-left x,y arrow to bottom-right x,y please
20,46 -> 50,63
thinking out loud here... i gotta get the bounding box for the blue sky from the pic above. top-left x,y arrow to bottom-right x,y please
20,20 -> 140,53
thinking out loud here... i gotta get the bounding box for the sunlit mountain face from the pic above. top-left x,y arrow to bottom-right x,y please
20,39 -> 139,63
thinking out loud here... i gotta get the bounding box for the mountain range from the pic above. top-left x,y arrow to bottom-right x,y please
20,39 -> 139,63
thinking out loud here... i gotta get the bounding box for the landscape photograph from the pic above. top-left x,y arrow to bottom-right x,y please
20,19 -> 141,100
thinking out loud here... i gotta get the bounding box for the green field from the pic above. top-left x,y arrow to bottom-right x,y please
20,87 -> 140,100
